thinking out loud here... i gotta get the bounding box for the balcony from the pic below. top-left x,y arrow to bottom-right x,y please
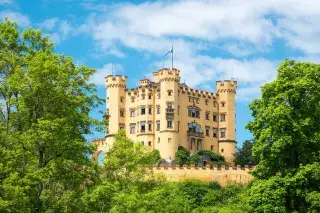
166,108 -> 174,116
187,131 -> 204,138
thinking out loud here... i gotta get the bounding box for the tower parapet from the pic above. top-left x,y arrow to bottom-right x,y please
105,75 -> 127,88
153,68 -> 180,83
216,80 -> 237,94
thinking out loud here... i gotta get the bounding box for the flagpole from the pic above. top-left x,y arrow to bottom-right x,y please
163,55 -> 164,69
171,46 -> 173,70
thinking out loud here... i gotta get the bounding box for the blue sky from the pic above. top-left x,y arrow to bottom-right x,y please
1,0 -> 319,147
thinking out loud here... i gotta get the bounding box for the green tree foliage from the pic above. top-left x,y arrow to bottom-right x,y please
174,145 -> 191,166
81,130 -> 161,212
102,129 -> 157,187
234,140 -> 258,166
146,149 -> 161,165
0,19 -> 102,212
247,59 -> 320,212
198,150 -> 225,164
174,147 -> 226,166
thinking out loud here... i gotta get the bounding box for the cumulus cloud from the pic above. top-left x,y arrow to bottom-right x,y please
0,0 -> 11,5
0,10 -> 30,27
79,0 -> 320,100
90,63 -> 124,86
39,18 -> 73,44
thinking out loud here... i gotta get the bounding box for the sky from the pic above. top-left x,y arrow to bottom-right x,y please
1,0 -> 319,147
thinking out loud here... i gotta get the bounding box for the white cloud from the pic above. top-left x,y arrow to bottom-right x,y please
0,0 -> 11,5
0,10 -> 30,27
90,63 -> 124,86
39,18 -> 73,44
79,0 -> 320,100
39,18 -> 59,30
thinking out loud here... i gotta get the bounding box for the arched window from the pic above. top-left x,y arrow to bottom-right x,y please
167,90 -> 173,96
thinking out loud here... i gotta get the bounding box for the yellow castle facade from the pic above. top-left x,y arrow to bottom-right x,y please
95,68 -> 237,163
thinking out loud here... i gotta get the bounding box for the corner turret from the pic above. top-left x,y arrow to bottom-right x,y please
105,75 -> 127,150
216,80 -> 237,163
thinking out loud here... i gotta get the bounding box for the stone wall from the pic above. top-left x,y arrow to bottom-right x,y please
146,164 -> 254,186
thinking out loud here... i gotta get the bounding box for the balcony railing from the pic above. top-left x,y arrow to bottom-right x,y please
166,108 -> 174,113
187,131 -> 204,138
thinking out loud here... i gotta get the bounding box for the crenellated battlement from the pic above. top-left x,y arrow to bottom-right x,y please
153,68 -> 180,82
92,138 -> 105,146
180,86 -> 216,99
216,80 -> 237,94
140,78 -> 150,86
142,164 -> 253,171
141,164 -> 254,185
105,75 -> 127,88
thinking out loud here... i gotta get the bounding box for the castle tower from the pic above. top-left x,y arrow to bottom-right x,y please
105,75 -> 127,150
216,80 -> 237,163
154,68 -> 180,160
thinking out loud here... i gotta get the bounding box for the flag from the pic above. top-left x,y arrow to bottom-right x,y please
164,47 -> 173,57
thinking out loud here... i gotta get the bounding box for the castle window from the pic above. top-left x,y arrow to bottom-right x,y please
188,108 -> 200,118
157,93 -> 161,99
188,122 -> 201,133
167,102 -> 173,109
120,109 -> 124,117
167,118 -> 173,128
148,141 -> 152,146
167,90 -> 173,96
221,149 -> 224,153
131,97 -> 135,103
148,94 -> 152,99
220,113 -> 226,122
178,121 -> 180,131
120,96 -> 124,102
221,102 -> 226,107
156,120 -> 160,131
141,141 -> 144,145
140,121 -> 146,132
168,138 -> 172,143
157,106 -> 160,114
148,121 -> 152,131
213,101 -> 217,107
205,126 -> 210,136
220,128 -> 226,138
141,94 -> 146,100
130,124 -> 135,134
130,109 -> 135,117
158,137 -> 160,143
211,145 -> 214,151
178,105 -> 180,115
148,106 -> 152,114
119,123 -> 125,129
213,128 -> 218,137
213,113 -> 217,122
205,99 -> 208,105
141,106 -> 146,115
205,111 -> 210,120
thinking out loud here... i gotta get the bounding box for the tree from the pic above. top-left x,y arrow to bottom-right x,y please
102,129 -> 156,187
234,140 -> 258,166
0,19 -> 102,212
81,130 -> 161,213
198,150 -> 225,163
174,146 -> 191,166
247,59 -> 320,211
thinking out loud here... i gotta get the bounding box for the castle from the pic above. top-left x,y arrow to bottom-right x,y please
93,68 -> 237,163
